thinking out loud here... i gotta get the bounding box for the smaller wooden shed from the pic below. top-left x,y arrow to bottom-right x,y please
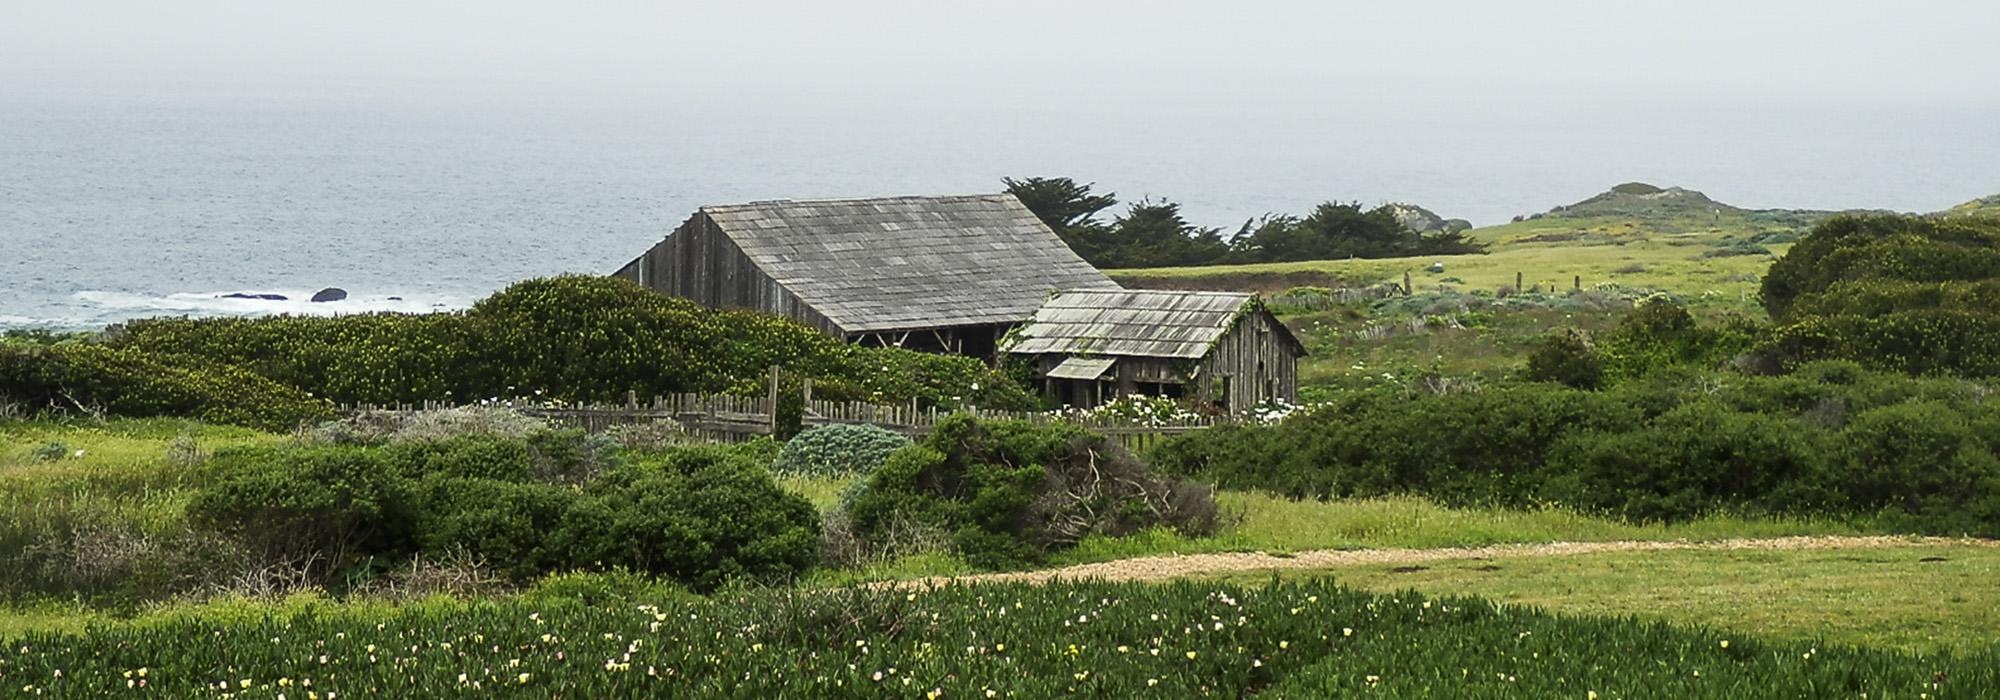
1003,290 -> 1307,412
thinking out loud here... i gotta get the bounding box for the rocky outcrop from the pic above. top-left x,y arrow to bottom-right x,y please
310,288 -> 349,303
1383,203 -> 1469,234
220,293 -> 288,301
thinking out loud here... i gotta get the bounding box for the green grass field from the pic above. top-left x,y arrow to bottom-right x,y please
783,475 -> 1875,586
1112,239 -> 1781,307
1206,544 -> 2000,655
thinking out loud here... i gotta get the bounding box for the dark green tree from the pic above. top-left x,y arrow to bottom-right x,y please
1002,177 -> 1118,259
1094,199 -> 1230,268
1230,202 -> 1484,263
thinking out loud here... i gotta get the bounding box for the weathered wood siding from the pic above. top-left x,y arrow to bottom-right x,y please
1027,309 -> 1300,411
1195,310 -> 1299,410
613,213 -> 844,336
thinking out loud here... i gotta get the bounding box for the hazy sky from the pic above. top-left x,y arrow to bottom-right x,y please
8,1 -> 2000,105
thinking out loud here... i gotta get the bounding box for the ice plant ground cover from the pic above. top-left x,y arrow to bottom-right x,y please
4,579 -> 1990,698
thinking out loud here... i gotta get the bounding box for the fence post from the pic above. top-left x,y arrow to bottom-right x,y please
1403,270 -> 1413,296
1515,271 -> 1523,293
767,365 -> 782,436
1574,275 -> 1582,290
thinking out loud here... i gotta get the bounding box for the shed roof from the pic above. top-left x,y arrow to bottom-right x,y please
1046,356 -> 1118,380
1004,289 -> 1305,360
699,194 -> 1118,334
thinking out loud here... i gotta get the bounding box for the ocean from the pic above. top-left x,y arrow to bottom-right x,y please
4,79 -> 1997,329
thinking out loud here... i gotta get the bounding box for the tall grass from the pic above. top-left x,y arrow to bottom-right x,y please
773,474 -> 1871,580
0,419 -> 280,603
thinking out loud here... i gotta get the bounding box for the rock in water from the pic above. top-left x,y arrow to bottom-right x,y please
311,287 -> 349,303
221,292 -> 289,301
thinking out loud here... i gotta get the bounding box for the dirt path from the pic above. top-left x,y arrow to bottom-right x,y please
893,535 -> 1999,589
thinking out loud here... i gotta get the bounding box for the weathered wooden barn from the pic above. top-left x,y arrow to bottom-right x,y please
1003,289 -> 1306,411
612,194 -> 1118,355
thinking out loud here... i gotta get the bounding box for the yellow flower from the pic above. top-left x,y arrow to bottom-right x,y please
517,673 -> 531,684
1185,651 -> 1198,660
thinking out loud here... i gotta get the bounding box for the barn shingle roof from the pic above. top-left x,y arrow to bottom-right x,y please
700,194 -> 1117,334
1004,289 -> 1303,359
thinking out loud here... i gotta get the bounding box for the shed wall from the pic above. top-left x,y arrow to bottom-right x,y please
1196,311 -> 1299,409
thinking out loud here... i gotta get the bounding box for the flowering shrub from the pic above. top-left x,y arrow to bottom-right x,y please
1055,395 -> 1204,425
6,579 -> 1993,697
0,344 -> 335,431
1755,214 -> 2000,376
104,276 -> 1036,411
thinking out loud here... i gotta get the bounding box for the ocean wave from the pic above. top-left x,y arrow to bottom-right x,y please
65,290 -> 475,322
0,315 -> 74,328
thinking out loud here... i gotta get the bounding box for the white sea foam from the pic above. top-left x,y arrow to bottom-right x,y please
68,290 -> 473,322
0,315 -> 70,328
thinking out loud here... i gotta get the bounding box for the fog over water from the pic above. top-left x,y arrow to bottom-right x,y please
4,1 -> 1997,327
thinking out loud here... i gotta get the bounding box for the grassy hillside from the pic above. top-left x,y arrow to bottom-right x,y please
1114,239 -> 1778,303
1945,194 -> 2000,218
1211,543 -> 2000,655
1469,182 -> 1841,247
1113,183 -> 1820,304
1107,182 -> 1857,390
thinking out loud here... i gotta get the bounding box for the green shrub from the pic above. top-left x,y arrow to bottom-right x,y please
383,433 -> 537,481
1763,214 -> 2000,321
187,446 -> 415,579
183,435 -> 820,593
1837,402 -> 2000,533
102,276 -> 1036,414
1698,242 -> 1771,258
772,423 -> 912,477
1758,309 -> 2000,377
1157,387 -> 1638,507
408,476 -> 581,582
1538,297 -> 1760,383
1523,330 -> 1603,389
1157,369 -> 2000,535
1754,215 -> 2000,377
1544,402 -> 1837,522
567,447 -> 820,591
0,345 -> 334,431
110,313 -> 478,405
29,441 -> 71,461
845,415 -> 1218,569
